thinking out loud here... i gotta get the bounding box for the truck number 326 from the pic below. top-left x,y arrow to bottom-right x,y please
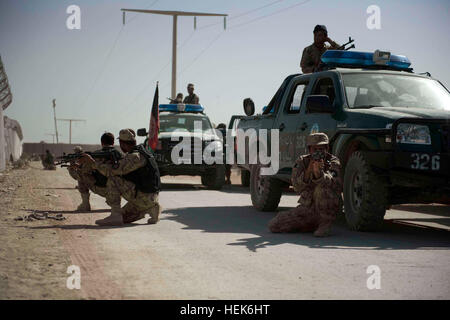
411,153 -> 440,170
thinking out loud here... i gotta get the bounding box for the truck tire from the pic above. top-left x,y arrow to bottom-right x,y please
201,165 -> 225,190
250,164 -> 282,211
241,169 -> 250,187
343,151 -> 388,231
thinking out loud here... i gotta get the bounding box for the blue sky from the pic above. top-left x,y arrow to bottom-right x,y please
1,0 -> 449,144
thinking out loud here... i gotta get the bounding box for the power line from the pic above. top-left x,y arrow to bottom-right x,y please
197,0 -> 285,30
75,0 -> 160,115
179,32 -> 224,75
228,0 -> 313,30
125,0 -> 160,24
97,29 -> 197,127
106,1 -> 313,128
77,27 -> 124,113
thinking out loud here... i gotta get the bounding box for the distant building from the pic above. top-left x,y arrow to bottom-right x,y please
3,116 -> 23,162
0,54 -> 14,171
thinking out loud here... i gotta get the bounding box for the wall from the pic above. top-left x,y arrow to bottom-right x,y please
23,143 -> 103,157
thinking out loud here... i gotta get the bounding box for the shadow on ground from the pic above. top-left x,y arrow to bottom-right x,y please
23,223 -> 146,231
25,208 -> 110,215
160,182 -> 253,195
163,205 -> 450,252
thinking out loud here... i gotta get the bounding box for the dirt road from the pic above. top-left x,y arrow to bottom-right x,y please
1,162 -> 449,299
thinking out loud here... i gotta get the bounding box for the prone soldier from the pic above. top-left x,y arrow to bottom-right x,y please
79,129 -> 161,226
268,133 -> 343,237
67,133 -> 122,211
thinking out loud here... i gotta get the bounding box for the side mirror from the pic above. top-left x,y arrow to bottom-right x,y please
137,128 -> 148,137
306,95 -> 334,113
243,98 -> 255,116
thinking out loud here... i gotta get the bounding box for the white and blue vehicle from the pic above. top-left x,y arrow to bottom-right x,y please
138,104 -> 226,190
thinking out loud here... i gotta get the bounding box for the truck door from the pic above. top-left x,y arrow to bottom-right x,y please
274,77 -> 311,171
296,75 -> 340,155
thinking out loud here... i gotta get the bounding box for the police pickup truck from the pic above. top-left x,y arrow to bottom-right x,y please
230,50 -> 450,231
138,104 -> 225,190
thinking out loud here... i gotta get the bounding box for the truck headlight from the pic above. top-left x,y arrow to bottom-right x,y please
396,123 -> 431,145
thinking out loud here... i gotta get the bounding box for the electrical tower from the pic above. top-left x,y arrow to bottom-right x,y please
57,118 -> 86,144
121,9 -> 227,99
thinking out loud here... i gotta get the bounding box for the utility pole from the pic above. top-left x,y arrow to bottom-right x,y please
56,119 -> 86,144
121,9 -> 227,99
52,99 -> 59,144
45,133 -> 62,144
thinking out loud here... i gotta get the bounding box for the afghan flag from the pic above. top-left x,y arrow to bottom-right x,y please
148,83 -> 159,151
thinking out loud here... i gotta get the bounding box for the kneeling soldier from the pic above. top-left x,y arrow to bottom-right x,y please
67,133 -> 121,211
268,133 -> 343,237
80,128 -> 161,226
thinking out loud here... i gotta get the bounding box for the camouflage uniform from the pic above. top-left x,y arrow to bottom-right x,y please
300,41 -> 340,74
183,83 -> 199,104
42,151 -> 56,170
268,133 -> 343,237
183,93 -> 200,105
67,154 -> 109,197
94,133 -> 161,225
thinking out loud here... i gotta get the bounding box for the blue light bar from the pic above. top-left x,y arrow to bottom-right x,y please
159,104 -> 204,113
321,50 -> 411,70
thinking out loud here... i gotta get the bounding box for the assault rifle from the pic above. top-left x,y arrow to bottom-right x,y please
337,36 -> 355,51
55,149 -> 122,167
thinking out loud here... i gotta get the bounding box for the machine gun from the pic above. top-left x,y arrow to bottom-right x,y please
55,149 -> 122,167
337,36 -> 355,51
313,37 -> 356,72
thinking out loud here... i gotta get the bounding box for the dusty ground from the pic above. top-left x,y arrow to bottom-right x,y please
0,162 -> 78,299
1,161 -> 449,300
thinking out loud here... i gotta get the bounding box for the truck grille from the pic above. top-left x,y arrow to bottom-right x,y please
161,138 -> 205,163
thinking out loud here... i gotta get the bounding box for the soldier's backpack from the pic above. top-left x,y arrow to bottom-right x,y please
123,144 -> 161,193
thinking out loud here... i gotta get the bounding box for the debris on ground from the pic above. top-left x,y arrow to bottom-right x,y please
14,212 -> 66,221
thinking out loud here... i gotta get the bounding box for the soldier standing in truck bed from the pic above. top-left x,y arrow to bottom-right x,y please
300,25 -> 341,74
183,83 -> 200,104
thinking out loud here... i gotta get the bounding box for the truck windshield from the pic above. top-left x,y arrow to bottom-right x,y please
342,73 -> 450,111
159,114 -> 212,133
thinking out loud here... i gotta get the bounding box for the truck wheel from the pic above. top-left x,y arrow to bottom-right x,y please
250,164 -> 282,211
241,169 -> 250,187
344,151 -> 388,231
201,165 -> 225,190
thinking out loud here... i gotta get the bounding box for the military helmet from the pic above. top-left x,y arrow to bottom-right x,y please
73,146 -> 83,153
306,132 -> 329,146
118,128 -> 136,142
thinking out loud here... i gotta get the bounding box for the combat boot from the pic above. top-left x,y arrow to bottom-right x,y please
147,205 -> 161,224
95,206 -> 124,226
313,221 -> 332,237
76,193 -> 91,212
